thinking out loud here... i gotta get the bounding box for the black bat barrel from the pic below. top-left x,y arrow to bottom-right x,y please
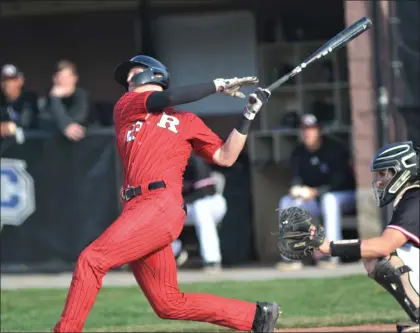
302,17 -> 372,67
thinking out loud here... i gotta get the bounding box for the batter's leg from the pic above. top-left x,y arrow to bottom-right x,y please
53,194 -> 186,332
130,245 -> 280,331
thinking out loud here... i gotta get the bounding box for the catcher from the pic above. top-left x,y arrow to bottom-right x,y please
278,141 -> 419,333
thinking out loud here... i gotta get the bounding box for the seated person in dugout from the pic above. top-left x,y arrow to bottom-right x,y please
1,64 -> 39,141
316,141 -> 419,333
276,114 -> 356,270
172,154 -> 227,273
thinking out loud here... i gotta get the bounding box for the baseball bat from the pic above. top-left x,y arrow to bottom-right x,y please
265,16 -> 372,92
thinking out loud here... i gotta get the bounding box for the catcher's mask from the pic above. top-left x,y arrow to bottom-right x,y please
371,141 -> 419,207
114,55 -> 170,91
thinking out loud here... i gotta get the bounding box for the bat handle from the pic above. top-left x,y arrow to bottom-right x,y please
267,72 -> 292,92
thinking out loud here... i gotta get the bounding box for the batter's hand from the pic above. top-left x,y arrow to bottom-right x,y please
213,76 -> 259,98
243,87 -> 271,120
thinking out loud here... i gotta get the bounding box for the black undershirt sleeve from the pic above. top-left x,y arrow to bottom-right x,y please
387,191 -> 420,244
146,82 -> 216,112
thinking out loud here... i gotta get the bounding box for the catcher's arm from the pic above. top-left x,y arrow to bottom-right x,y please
277,207 -> 325,260
318,227 -> 409,260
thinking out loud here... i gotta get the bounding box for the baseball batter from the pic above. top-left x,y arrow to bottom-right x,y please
172,153 -> 227,271
53,55 -> 280,332
316,141 -> 419,332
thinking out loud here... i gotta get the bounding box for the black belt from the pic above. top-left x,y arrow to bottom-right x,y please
122,181 -> 166,201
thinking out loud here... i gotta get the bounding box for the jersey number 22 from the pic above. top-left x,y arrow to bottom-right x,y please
126,121 -> 143,142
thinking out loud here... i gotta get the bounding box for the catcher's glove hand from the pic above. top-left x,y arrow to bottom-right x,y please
277,207 -> 325,260
213,76 -> 259,98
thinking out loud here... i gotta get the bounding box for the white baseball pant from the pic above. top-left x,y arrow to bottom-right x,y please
172,193 -> 227,264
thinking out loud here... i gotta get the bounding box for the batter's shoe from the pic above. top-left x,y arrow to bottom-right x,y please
252,302 -> 281,332
397,322 -> 420,333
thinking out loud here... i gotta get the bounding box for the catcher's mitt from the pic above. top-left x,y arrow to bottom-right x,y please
277,207 -> 325,260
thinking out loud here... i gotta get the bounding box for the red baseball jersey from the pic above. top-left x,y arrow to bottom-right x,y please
113,91 -> 223,205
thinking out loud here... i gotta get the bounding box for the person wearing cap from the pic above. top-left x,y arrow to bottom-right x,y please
276,114 -> 356,271
40,60 -> 91,141
1,64 -> 39,138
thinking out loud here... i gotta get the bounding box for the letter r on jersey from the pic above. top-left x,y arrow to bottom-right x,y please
157,113 -> 180,134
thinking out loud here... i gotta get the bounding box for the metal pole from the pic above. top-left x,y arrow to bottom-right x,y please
388,0 -> 400,143
371,0 -> 392,228
371,0 -> 387,148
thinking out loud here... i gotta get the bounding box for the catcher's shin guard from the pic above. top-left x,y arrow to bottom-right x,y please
369,253 -> 419,323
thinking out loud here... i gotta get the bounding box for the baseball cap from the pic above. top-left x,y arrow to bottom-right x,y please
300,114 -> 320,128
1,64 -> 23,79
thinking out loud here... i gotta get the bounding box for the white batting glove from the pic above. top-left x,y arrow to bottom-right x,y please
243,88 -> 271,120
213,76 -> 259,98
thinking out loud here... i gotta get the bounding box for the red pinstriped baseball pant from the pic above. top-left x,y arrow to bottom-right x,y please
53,190 -> 256,332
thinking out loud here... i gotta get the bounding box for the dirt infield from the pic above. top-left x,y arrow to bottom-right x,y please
276,324 -> 396,332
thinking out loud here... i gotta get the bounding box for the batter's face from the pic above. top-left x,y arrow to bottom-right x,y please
127,66 -> 164,92
127,66 -> 146,82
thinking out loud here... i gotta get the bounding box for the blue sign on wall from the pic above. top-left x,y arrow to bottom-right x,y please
1,158 -> 35,230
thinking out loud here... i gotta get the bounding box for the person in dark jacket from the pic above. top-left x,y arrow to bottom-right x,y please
276,114 -> 356,271
40,60 -> 91,141
1,64 -> 39,134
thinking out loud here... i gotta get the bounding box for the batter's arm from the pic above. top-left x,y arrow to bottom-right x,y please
212,129 -> 247,167
190,88 -> 270,166
213,88 -> 271,167
146,82 -> 216,112
190,114 -> 248,167
146,77 -> 259,112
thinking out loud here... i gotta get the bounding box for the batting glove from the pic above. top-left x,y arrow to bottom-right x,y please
243,88 -> 271,120
213,76 -> 259,98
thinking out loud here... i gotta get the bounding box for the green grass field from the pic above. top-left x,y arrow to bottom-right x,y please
1,275 -> 406,332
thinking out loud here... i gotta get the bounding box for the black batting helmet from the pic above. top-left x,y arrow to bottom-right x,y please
114,55 -> 170,90
371,141 -> 419,207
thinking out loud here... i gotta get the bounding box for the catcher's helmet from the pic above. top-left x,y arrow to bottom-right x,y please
114,55 -> 170,90
371,141 -> 419,207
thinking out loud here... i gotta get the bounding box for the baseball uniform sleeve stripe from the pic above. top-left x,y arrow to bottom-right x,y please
387,225 -> 420,245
